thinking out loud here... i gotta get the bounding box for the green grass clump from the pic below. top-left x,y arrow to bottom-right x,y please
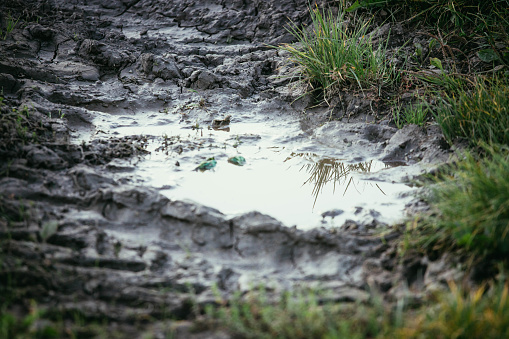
393,101 -> 430,128
0,302 -> 59,339
434,78 -> 509,146
278,6 -> 397,99
206,280 -> 509,339
398,280 -> 509,339
409,146 -> 509,259
0,12 -> 20,40
347,0 -> 508,32
207,287 -> 391,339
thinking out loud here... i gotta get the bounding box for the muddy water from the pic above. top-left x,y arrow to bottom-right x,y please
83,94 -> 417,230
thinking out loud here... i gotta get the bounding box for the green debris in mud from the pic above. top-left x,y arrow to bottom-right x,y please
194,157 -> 217,171
228,156 -> 246,166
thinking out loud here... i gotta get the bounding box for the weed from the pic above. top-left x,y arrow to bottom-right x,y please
278,6 -> 398,101
206,286 -> 395,339
0,301 -> 58,338
397,279 -> 509,339
393,101 -> 430,128
40,221 -> 58,243
0,12 -> 20,40
347,0 -> 508,34
159,106 -> 170,114
192,119 -> 201,130
407,145 -> 509,259
173,96 -> 208,114
205,279 -> 509,339
232,135 -> 242,148
434,77 -> 509,146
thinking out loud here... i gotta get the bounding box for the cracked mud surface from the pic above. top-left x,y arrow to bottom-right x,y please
1,0 -> 454,337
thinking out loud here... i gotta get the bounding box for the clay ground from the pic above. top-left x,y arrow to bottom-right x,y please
0,0 -> 456,337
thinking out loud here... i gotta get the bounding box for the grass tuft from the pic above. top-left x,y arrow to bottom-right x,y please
434,77 -> 509,146
206,280 -> 509,339
405,145 -> 509,259
278,6 -> 398,100
206,287 -> 391,339
398,280 -> 509,339
393,101 -> 430,128
0,12 -> 20,40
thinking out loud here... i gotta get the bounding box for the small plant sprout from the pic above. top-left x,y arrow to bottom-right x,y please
40,221 -> 58,242
393,101 -> 430,128
1,12 -> 20,40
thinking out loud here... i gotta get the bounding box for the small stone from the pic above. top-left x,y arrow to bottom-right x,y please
321,209 -> 344,219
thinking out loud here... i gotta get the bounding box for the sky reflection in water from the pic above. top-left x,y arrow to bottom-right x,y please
91,109 -> 416,229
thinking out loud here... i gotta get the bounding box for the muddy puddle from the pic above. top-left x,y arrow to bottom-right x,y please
0,1 -> 457,334
81,94 -> 418,230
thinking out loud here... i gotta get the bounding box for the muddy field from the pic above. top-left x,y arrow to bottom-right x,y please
0,0 -> 454,337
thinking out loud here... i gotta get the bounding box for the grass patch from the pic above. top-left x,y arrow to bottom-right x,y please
0,301 -> 59,339
347,0 -> 508,33
278,6 -> 398,101
205,280 -> 509,339
403,145 -> 509,260
0,12 -> 20,40
206,287 -> 394,339
398,280 -> 509,338
434,77 -> 509,146
393,101 -> 430,128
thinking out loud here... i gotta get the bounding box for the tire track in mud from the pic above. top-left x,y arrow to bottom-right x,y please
0,0 -> 451,336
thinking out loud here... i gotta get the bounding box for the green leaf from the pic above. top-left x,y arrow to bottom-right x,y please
477,49 -> 499,63
428,38 -> 438,51
40,221 -> 58,242
346,1 -> 362,12
414,42 -> 423,57
346,0 -> 387,11
430,57 -> 443,70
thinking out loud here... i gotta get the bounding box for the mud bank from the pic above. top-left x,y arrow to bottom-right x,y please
0,0 -> 453,336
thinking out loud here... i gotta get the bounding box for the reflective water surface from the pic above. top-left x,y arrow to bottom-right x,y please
84,97 -> 417,229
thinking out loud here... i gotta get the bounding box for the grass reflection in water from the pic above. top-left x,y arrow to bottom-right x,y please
299,157 -> 389,208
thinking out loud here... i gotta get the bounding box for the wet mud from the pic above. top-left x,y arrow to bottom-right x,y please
1,0 -> 453,336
